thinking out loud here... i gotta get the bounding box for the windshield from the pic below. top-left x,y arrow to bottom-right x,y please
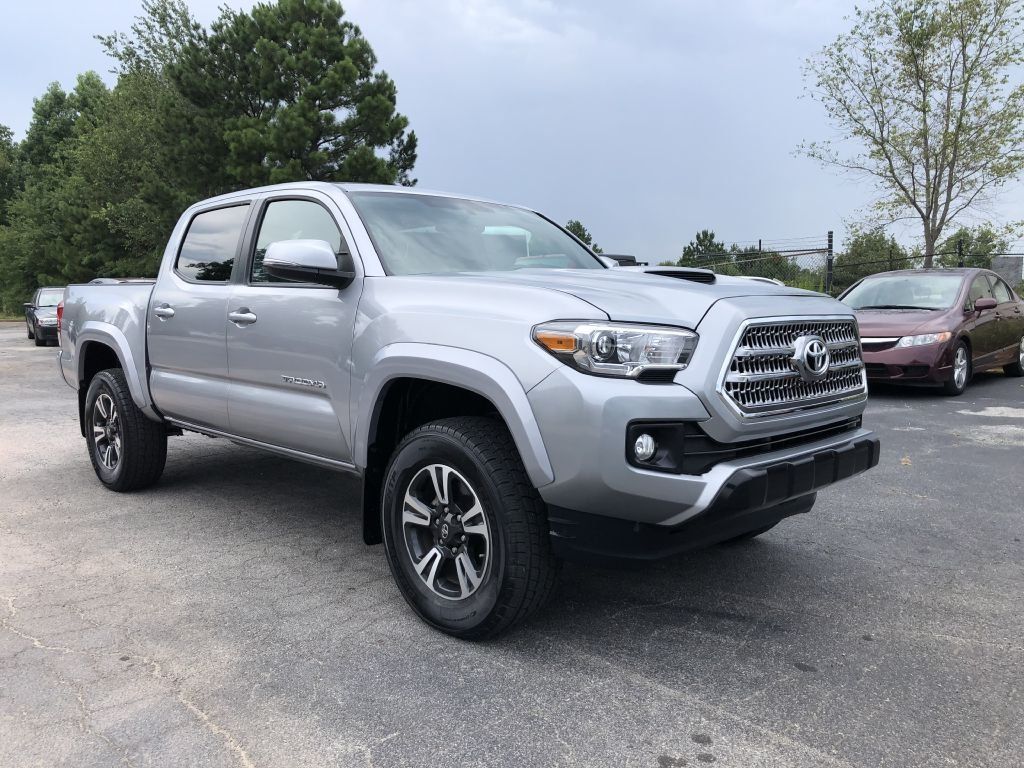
841,274 -> 963,310
347,192 -> 604,275
36,289 -> 63,307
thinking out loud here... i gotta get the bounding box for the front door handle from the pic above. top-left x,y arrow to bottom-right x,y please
228,308 -> 258,326
153,304 -> 175,319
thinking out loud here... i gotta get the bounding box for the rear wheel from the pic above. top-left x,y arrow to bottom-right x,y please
85,368 -> 167,491
381,416 -> 558,639
942,342 -> 970,395
1004,336 -> 1024,377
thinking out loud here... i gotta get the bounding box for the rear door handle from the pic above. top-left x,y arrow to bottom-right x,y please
228,308 -> 258,326
153,304 -> 175,319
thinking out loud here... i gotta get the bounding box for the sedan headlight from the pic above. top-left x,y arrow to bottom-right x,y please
896,332 -> 952,347
533,321 -> 698,378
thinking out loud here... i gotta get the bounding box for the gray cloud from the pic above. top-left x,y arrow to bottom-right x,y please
3,0 -> 1022,259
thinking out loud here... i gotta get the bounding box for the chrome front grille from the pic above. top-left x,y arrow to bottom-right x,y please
721,318 -> 866,416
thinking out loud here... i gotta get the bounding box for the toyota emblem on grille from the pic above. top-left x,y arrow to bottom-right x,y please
791,335 -> 831,382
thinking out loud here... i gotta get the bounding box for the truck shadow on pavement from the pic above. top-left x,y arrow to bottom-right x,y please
154,436 -> 835,649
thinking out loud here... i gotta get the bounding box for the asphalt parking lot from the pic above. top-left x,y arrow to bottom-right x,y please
1,321 -> 1021,768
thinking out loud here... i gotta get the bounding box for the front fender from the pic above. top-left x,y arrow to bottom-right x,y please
354,343 -> 555,488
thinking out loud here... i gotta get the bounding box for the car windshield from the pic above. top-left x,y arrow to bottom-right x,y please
347,192 -> 604,275
36,289 -> 63,307
840,274 -> 963,310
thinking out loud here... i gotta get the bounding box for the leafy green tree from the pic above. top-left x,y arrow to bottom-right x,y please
0,124 -> 20,225
0,74 -> 112,311
0,0 -> 420,314
833,230 -> 911,293
170,0 -> 417,187
936,225 -> 1009,267
801,0 -> 1024,266
565,219 -> 603,253
678,229 -> 727,267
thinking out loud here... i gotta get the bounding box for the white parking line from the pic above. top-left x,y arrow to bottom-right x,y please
955,406 -> 1024,419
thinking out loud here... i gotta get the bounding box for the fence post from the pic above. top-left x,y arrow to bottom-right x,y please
825,230 -> 834,294
957,237 -> 964,267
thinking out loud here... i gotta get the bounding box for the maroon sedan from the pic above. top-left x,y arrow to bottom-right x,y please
840,268 -> 1024,395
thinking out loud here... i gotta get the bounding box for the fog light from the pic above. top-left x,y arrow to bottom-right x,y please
634,433 -> 657,462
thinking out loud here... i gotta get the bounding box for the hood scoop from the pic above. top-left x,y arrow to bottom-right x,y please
636,266 -> 717,284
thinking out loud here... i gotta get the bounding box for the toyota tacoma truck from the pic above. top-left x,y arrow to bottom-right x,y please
58,182 -> 879,639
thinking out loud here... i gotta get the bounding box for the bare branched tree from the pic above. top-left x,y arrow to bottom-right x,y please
801,0 -> 1024,266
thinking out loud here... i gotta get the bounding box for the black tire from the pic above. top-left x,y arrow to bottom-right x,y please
33,324 -> 45,346
721,523 -> 778,544
85,368 -> 167,491
942,341 -> 971,395
26,321 -> 34,340
1004,335 -> 1024,377
381,416 -> 559,640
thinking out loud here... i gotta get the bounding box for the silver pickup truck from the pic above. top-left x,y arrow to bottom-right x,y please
58,182 -> 879,638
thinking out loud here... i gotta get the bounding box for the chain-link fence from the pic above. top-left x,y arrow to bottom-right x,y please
692,232 -> 1024,296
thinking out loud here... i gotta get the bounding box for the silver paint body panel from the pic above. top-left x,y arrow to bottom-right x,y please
60,181 -> 872,527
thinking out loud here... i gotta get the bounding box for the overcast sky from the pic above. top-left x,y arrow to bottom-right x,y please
3,0 -> 1022,261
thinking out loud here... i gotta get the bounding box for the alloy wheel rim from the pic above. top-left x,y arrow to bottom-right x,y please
954,347 -> 968,389
402,463 -> 491,601
91,393 -> 121,470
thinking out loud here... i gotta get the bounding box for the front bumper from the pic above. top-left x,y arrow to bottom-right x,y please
34,323 -> 59,341
547,433 -> 879,561
528,366 -> 876,526
862,341 -> 953,384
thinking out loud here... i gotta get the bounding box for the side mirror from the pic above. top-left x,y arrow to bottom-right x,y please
974,297 -> 997,312
23,302 -> 34,309
598,256 -> 619,268
263,239 -> 355,288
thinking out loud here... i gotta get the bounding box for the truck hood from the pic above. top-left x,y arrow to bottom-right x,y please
452,269 -> 822,327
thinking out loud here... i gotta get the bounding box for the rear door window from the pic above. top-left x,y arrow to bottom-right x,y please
990,276 -> 1012,304
175,204 -> 249,282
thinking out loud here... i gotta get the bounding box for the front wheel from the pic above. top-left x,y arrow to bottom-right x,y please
85,369 -> 167,491
381,417 -> 558,639
1004,336 -> 1024,377
26,320 -> 34,340
33,324 -> 45,346
942,341 -> 970,395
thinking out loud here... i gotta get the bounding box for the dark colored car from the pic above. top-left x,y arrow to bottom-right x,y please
23,286 -> 64,347
839,268 -> 1024,395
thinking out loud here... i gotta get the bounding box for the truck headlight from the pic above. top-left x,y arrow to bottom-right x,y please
896,332 -> 952,347
533,321 -> 698,378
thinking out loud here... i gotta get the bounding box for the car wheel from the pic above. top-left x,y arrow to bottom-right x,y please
85,368 -> 167,491
33,323 -> 45,346
381,416 -> 559,639
942,341 -> 970,395
26,320 -> 34,340
1004,336 -> 1024,377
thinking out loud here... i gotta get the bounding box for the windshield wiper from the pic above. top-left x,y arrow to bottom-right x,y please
854,304 -> 938,310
